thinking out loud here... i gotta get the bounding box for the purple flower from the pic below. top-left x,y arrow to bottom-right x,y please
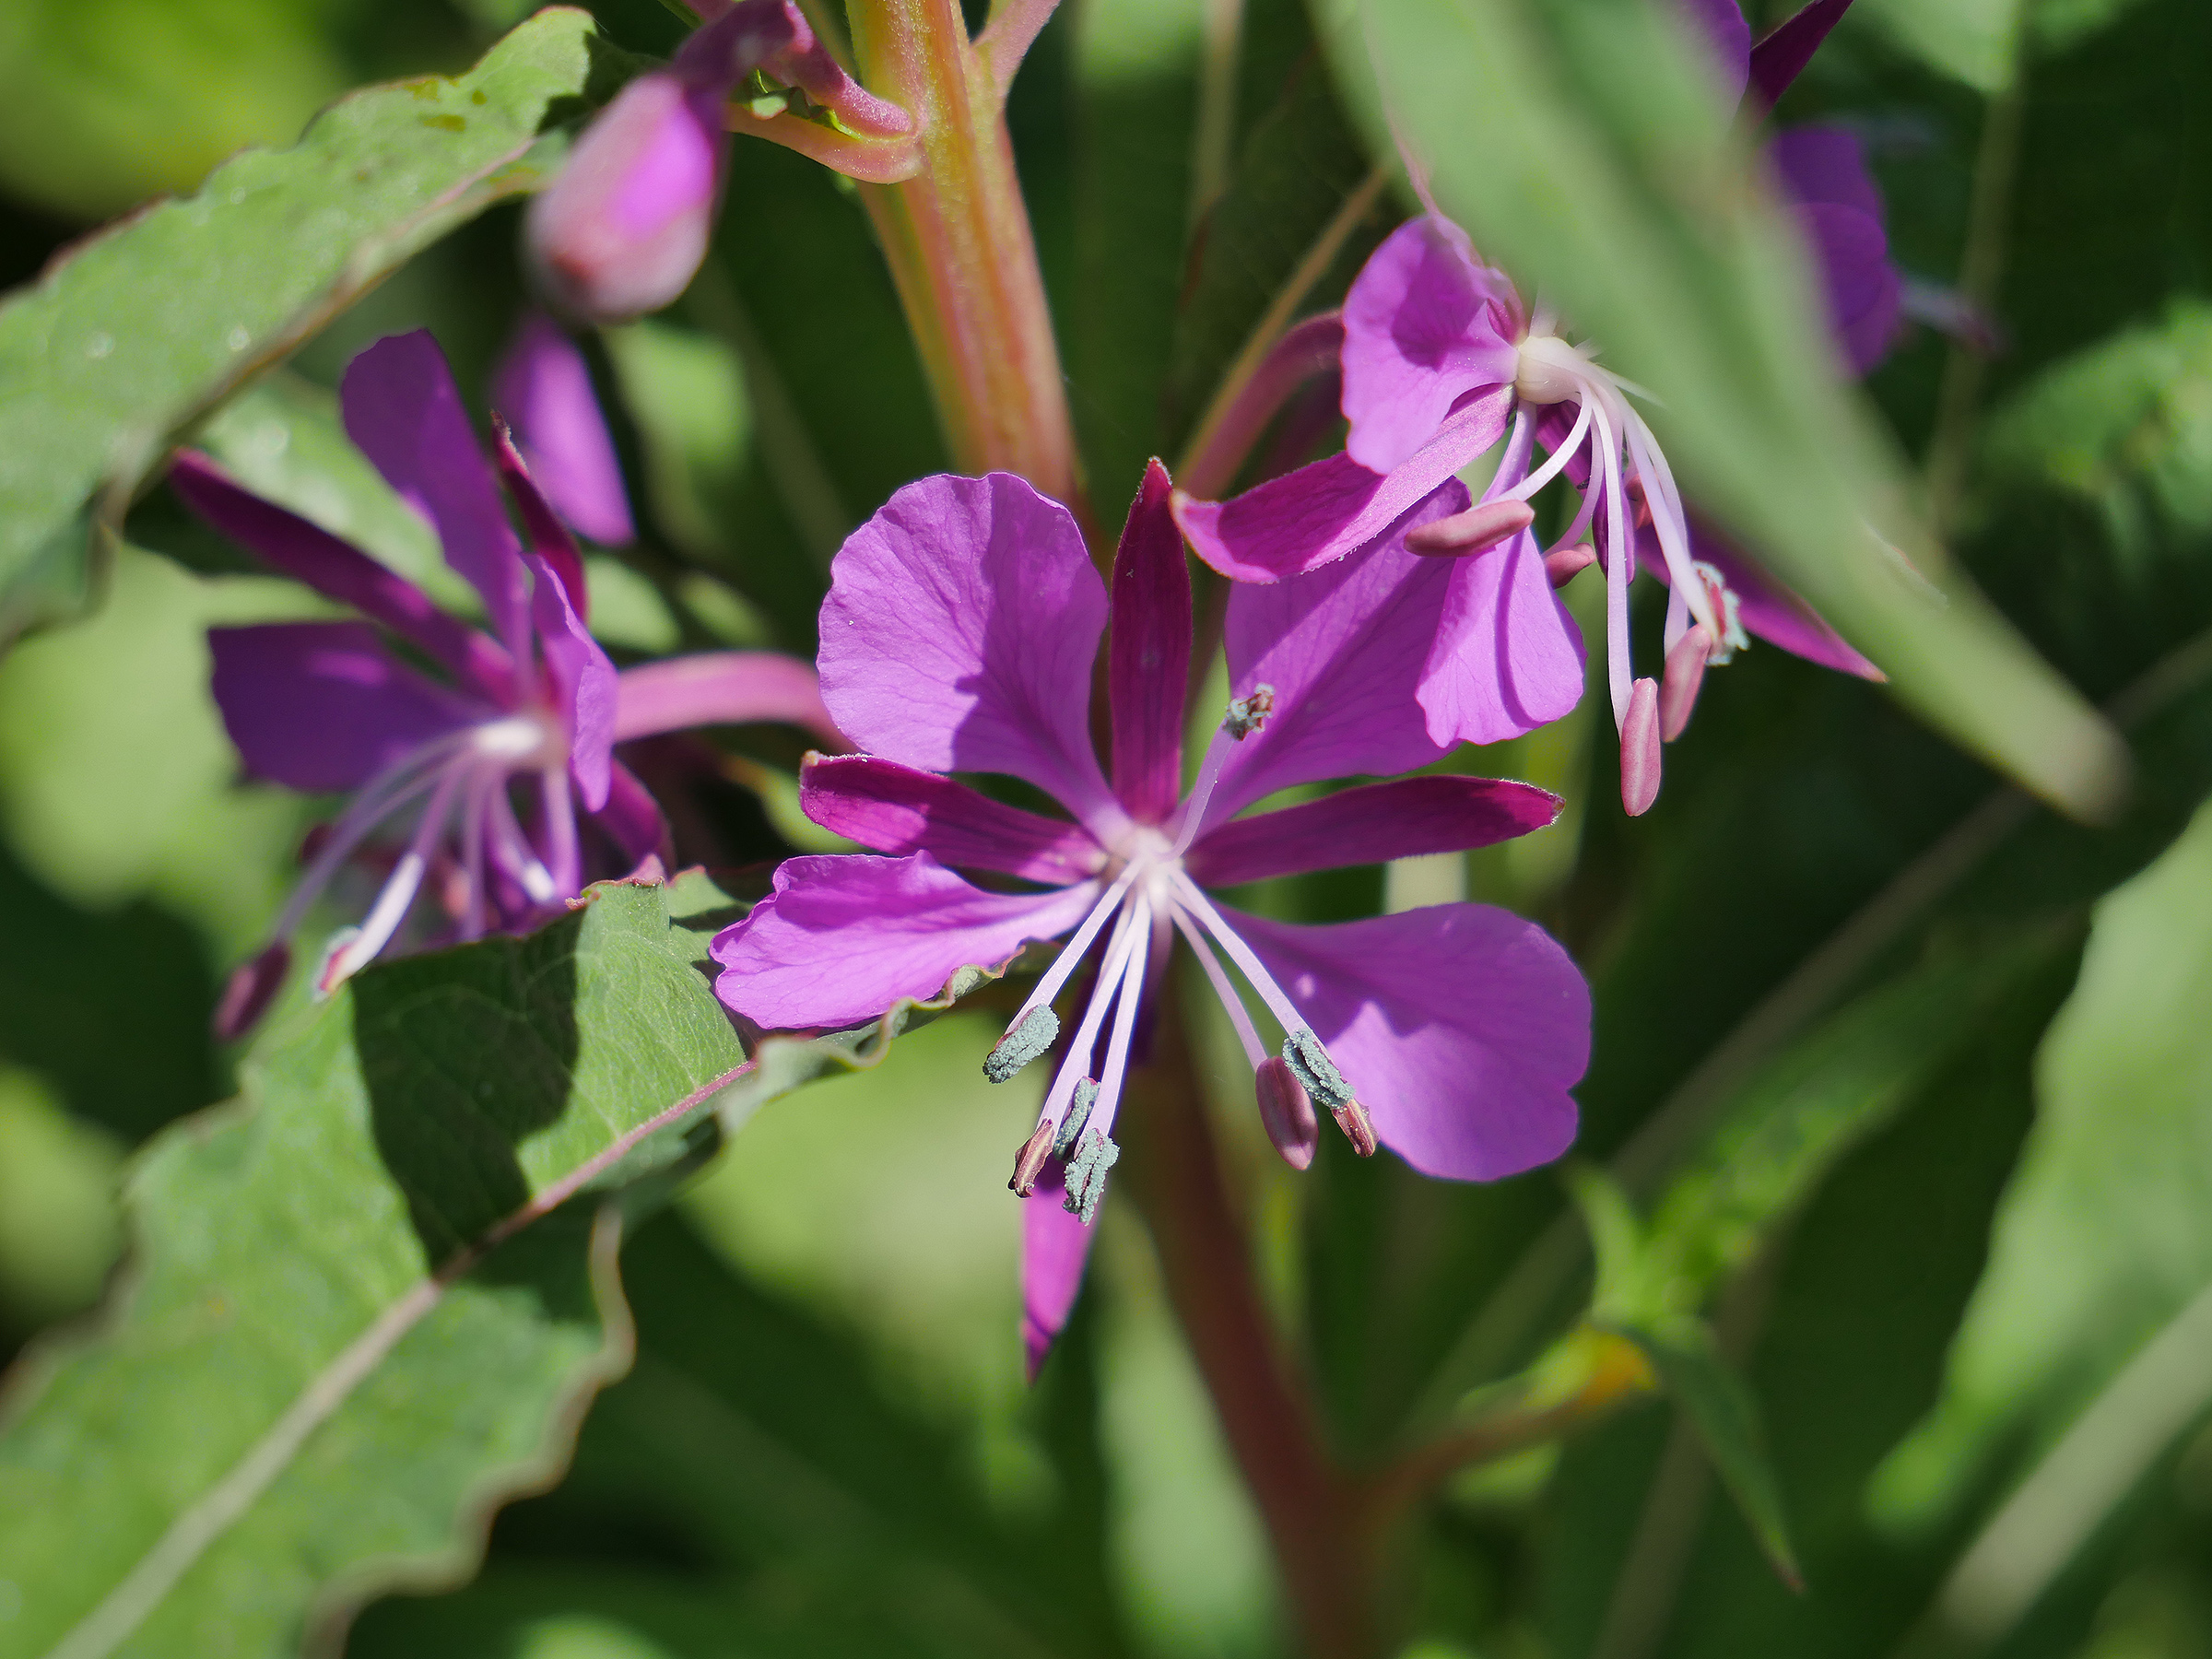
490,311 -> 637,547
525,0 -> 915,322
1172,0 -> 1890,817
710,465 -> 1590,1373
176,328 -> 841,1037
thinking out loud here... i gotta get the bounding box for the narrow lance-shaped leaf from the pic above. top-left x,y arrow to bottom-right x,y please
0,6 -> 632,628
0,871 -> 999,1659
1334,0 -> 2126,818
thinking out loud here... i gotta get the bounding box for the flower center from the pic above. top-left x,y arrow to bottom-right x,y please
1512,333 -> 1593,406
470,708 -> 567,771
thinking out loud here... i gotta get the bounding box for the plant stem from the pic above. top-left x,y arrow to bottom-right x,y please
1126,987 -> 1380,1659
844,0 -> 1081,510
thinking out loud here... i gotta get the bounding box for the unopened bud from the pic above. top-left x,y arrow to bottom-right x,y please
1331,1097 -> 1378,1158
215,941 -> 291,1041
1660,624 -> 1712,743
985,1006 -> 1059,1083
525,72 -> 726,322
1063,1127 -> 1122,1224
1053,1078 -> 1098,1158
1545,545 -> 1596,588
1253,1057 -> 1318,1171
1008,1121 -> 1055,1197
1620,677 -> 1662,816
1224,684 -> 1276,740
1404,499 -> 1535,557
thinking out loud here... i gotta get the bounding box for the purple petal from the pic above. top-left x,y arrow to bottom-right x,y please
1173,390 -> 1509,582
1769,124 -> 1884,220
1672,0 -> 1751,105
593,759 -> 670,866
819,474 -> 1123,834
1416,529 -> 1587,746
1231,903 -> 1588,1181
1024,1164 -> 1098,1380
1795,201 -> 1902,374
1340,217 -> 1520,475
1197,486 -> 1471,825
492,415 -> 590,620
1110,460 -> 1191,825
613,652 -> 841,747
168,451 -> 512,702
208,621 -> 481,794
491,311 -> 636,546
710,852 -> 1100,1030
1747,0 -> 1856,111
527,552 -> 618,812
342,331 -> 532,658
800,755 -> 1108,885
1186,776 -> 1560,888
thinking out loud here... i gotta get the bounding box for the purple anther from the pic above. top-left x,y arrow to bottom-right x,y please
1620,677 -> 1663,817
1253,1055 -> 1319,1171
1660,623 -> 1712,742
1403,499 -> 1537,557
215,940 -> 291,1041
1545,544 -> 1597,589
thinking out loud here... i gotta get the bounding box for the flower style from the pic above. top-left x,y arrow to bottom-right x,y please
711,465 -> 1591,1372
176,327 -> 840,1038
525,0 -> 917,322
1171,0 -> 1891,817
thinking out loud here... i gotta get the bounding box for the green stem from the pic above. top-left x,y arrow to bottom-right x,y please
1127,986 -> 1380,1659
844,0 -> 1082,511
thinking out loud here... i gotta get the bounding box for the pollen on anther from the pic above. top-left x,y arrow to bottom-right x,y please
1063,1127 -> 1121,1224
985,1006 -> 1059,1083
1053,1077 -> 1098,1158
1281,1027 -> 1353,1110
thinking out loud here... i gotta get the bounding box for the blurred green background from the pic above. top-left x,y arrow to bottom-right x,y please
3,0 -> 2212,1655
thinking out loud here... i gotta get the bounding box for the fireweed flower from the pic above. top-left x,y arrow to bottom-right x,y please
712,465 -> 1591,1372
175,328 -> 839,1037
1172,0 -> 1894,816
525,0 -> 915,322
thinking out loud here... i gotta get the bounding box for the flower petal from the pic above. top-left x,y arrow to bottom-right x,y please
527,552 -> 618,811
1024,1164 -> 1099,1381
168,451 -> 512,701
1341,217 -> 1521,475
819,474 -> 1122,832
1747,0 -> 1856,110
490,311 -> 635,546
1186,776 -> 1560,888
801,755 -> 1108,884
1110,459 -> 1191,824
1795,201 -> 1902,375
1769,124 -> 1885,221
1172,390 -> 1509,582
593,759 -> 670,866
492,414 -> 590,620
613,652 -> 841,747
1230,903 -> 1588,1182
1196,485 -> 1471,826
1673,0 -> 1751,105
711,852 -> 1101,1030
1417,528 -> 1587,746
342,330 -> 532,659
208,621 -> 481,794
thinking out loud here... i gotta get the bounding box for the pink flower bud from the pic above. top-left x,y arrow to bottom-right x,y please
526,72 -> 726,322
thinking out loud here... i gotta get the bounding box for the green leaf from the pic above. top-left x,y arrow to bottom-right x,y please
1875,801 -> 2212,1548
1609,1316 -> 1803,1591
0,6 -> 629,625
0,880 -> 753,1658
601,318 -> 755,572
1338,0 -> 2127,818
1849,0 -> 2023,91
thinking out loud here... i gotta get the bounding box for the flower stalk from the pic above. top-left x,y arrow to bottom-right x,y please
845,0 -> 1080,508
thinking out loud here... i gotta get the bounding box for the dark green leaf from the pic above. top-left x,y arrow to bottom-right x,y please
0,6 -> 629,626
